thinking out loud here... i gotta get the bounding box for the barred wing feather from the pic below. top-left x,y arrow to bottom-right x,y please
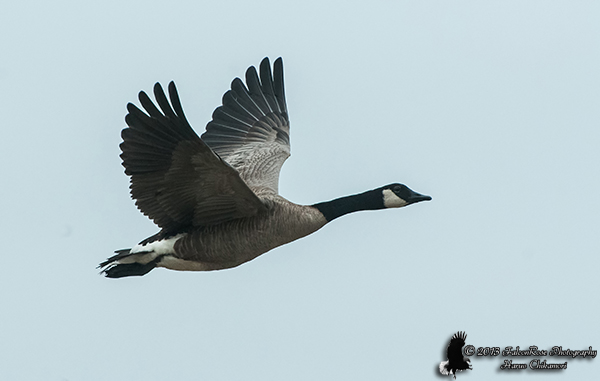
201,57 -> 290,194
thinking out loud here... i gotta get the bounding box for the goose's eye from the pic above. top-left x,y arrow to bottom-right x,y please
392,185 -> 402,193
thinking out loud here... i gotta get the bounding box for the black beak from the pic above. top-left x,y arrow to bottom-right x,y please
407,190 -> 432,205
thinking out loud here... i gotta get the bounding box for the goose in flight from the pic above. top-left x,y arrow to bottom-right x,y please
100,58 -> 431,278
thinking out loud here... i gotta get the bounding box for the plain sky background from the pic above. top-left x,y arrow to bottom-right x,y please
1,1 -> 598,380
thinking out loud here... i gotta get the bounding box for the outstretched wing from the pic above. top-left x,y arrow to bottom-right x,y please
201,57 -> 290,194
121,82 -> 266,232
447,331 -> 467,363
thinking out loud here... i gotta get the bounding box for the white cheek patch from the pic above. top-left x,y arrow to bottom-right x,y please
382,189 -> 408,208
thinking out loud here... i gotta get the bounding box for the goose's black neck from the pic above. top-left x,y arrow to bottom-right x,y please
312,188 -> 385,222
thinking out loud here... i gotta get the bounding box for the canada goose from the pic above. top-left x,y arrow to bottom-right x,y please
100,57 -> 431,278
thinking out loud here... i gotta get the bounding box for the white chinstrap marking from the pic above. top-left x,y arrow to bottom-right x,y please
382,189 -> 408,208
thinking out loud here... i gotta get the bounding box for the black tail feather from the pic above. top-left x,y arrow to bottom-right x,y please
98,249 -> 132,269
103,260 -> 160,278
99,249 -> 162,278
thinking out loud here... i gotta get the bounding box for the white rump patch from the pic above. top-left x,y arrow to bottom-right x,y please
130,234 -> 185,255
382,189 -> 408,208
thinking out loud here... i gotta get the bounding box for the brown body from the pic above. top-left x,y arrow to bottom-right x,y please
159,198 -> 328,271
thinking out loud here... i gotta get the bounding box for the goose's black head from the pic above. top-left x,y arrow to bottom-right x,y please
311,183 -> 431,222
381,183 -> 432,208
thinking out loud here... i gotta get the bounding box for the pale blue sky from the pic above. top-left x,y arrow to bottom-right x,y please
1,1 -> 599,380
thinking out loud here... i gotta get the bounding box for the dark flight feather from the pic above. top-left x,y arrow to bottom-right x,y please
201,58 -> 290,161
120,82 -> 266,232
